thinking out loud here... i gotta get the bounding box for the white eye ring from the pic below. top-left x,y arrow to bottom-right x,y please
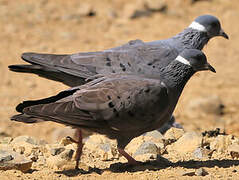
189,21 -> 207,32
175,55 -> 191,66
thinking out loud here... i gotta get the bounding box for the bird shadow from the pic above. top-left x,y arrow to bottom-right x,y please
55,156 -> 239,176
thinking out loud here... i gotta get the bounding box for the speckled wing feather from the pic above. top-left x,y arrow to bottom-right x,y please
11,74 -> 169,135
9,41 -> 178,87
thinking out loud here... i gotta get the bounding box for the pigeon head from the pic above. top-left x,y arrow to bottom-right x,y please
189,15 -> 229,39
176,49 -> 216,73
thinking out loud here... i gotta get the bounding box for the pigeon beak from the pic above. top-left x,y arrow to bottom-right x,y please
206,63 -> 216,73
219,29 -> 229,39
196,63 -> 216,73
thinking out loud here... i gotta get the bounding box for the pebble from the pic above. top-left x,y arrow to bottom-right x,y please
195,168 -> 208,176
0,137 -> 13,144
50,147 -> 65,156
164,127 -> 185,141
0,150 -> 32,172
227,144 -> 239,159
193,147 -> 212,159
134,142 -> 159,156
167,132 -> 202,154
210,135 -> 234,153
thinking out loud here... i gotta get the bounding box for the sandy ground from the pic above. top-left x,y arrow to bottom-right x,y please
1,0 -> 239,179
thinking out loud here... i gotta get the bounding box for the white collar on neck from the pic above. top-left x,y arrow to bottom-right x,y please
189,21 -> 207,32
175,55 -> 191,66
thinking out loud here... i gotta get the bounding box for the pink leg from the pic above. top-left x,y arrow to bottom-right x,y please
118,148 -> 138,165
75,129 -> 83,169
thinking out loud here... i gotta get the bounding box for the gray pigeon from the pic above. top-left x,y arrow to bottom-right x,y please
8,14 -> 228,133
8,15 -> 227,87
11,49 -> 216,169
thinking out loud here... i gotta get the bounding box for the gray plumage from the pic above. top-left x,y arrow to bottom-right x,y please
11,49 -> 216,154
9,15 -> 228,87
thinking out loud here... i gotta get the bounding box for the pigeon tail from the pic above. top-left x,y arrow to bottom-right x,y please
11,114 -> 43,123
8,64 -> 86,87
16,88 -> 79,113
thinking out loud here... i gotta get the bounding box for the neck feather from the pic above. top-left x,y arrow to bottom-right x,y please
160,61 -> 195,91
173,28 -> 210,50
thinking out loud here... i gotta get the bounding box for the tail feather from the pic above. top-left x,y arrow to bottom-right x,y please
11,114 -> 43,123
16,88 -> 79,113
8,64 -> 85,87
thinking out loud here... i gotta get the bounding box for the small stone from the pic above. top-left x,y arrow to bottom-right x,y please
11,136 -> 39,145
0,137 -> 13,144
193,147 -> 212,159
51,127 -> 76,143
123,2 -> 151,19
126,136 -> 145,155
77,3 -> 96,17
0,151 -> 13,162
167,132 -> 202,154
144,0 -> 167,12
50,147 -> 65,156
60,149 -> 74,160
228,144 -> 239,159
0,150 -> 32,172
164,127 -> 185,141
134,142 -> 159,156
29,154 -> 38,162
210,135 -> 233,153
195,168 -> 208,176
144,130 -> 164,140
135,153 -> 157,161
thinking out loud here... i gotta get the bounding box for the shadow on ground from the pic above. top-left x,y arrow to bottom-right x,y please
55,156 -> 239,177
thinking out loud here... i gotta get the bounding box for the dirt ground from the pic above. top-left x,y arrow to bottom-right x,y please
1,0 -> 239,179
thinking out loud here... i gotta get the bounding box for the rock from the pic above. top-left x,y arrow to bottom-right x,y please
185,95 -> 224,118
0,150 -> 32,172
135,153 -> 158,161
59,137 -> 74,146
0,151 -> 14,162
164,127 -> 185,141
193,147 -> 212,159
210,135 -> 234,153
134,142 -> 159,156
195,168 -> 208,176
144,0 -> 167,12
50,147 -> 65,156
144,130 -> 164,140
125,136 -> 145,155
77,3 -> 96,17
60,149 -> 74,160
84,135 -> 118,160
46,156 -> 70,170
167,132 -> 202,154
123,2 -> 151,19
51,127 -> 75,143
228,144 -> 239,159
0,137 -> 13,144
11,136 -> 39,145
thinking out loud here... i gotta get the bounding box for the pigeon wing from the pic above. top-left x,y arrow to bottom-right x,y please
9,41 -> 178,86
12,75 -> 169,133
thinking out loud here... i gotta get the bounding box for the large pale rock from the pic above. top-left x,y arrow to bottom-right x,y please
164,127 -> 185,141
167,132 -> 202,154
134,142 -> 159,156
210,135 -> 234,153
84,135 -> 118,160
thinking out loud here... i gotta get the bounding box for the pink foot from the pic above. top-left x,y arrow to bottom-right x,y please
118,148 -> 138,165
